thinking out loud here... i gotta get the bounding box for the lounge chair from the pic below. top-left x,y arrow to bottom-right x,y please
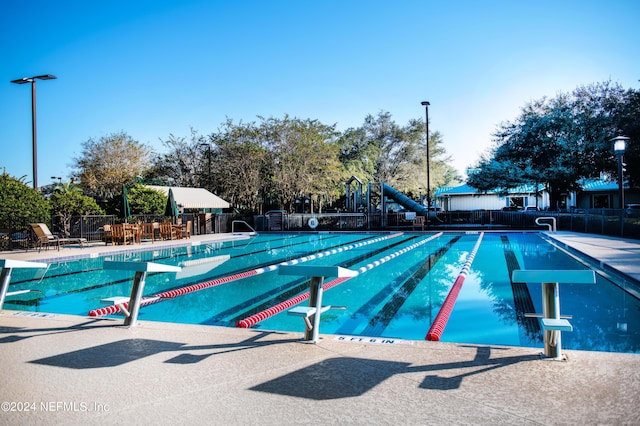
30,223 -> 87,252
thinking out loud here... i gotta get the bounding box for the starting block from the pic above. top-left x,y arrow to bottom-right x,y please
0,259 -> 48,311
288,305 -> 333,331
103,260 -> 180,327
512,269 -> 594,360
279,265 -> 356,343
541,318 -> 573,332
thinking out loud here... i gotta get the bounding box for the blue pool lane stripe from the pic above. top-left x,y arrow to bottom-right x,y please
8,234 -> 375,305
501,235 -> 540,337
7,233 -> 345,285
236,233 -> 446,328
213,235 -> 420,325
342,235 -> 461,337
88,233 -> 410,318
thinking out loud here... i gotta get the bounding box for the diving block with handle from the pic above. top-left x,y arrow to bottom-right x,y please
279,265 -> 358,278
288,305 -> 333,332
0,259 -> 48,311
280,265 -> 356,343
512,269 -> 595,360
541,318 -> 573,332
103,260 -> 181,327
541,318 -> 574,351
512,270 -> 595,285
288,305 -> 333,318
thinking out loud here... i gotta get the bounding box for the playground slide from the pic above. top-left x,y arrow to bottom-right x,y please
382,182 -> 428,216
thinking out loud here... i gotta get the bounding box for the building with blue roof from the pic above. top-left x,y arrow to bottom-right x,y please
435,178 -> 636,211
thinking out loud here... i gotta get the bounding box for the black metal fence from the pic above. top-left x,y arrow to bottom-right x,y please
2,209 -> 638,251
0,213 -> 236,250
464,209 -> 640,239
253,209 -> 640,239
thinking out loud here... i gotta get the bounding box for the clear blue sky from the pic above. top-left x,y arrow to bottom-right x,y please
1,0 -> 638,187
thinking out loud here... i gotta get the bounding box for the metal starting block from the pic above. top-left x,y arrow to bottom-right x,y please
279,265 -> 356,343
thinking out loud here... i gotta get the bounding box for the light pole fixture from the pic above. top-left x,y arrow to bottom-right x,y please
421,101 -> 430,228
611,136 -> 629,210
199,143 -> 212,189
10,74 -> 57,189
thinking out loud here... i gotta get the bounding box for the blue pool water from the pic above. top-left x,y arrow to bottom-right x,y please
5,232 -> 640,353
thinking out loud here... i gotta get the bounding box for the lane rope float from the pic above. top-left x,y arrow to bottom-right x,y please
236,232 -> 443,328
87,232 -> 405,317
425,232 -> 484,341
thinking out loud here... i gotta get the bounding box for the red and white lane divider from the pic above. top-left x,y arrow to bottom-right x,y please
236,232 -> 444,328
425,232 -> 484,341
87,232 -> 405,317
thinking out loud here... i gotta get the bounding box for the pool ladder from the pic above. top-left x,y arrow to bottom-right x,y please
232,220 -> 258,235
535,216 -> 556,232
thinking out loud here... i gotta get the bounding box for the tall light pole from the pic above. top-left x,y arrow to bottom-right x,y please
10,74 -> 57,189
199,143 -> 211,189
611,136 -> 629,209
421,101 -> 431,229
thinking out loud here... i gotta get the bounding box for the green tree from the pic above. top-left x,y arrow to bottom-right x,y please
468,81 -> 639,209
127,184 -> 166,215
572,82 -> 640,187
260,115 -> 345,213
73,131 -> 152,200
616,87 -> 640,187
144,112 -> 458,213
208,119 -> 268,213
0,172 -> 50,234
147,128 -> 205,187
359,111 -> 459,195
337,127 -> 380,183
51,183 -> 104,236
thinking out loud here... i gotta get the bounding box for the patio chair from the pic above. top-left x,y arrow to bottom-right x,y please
102,224 -> 114,245
110,224 -> 136,245
139,223 -> 156,243
181,220 -> 192,239
159,222 -> 177,240
412,216 -> 425,231
30,223 -> 87,252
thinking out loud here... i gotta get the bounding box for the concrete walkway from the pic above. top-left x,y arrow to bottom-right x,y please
1,231 -> 639,425
1,312 -> 638,425
0,232 -> 250,262
547,231 -> 640,283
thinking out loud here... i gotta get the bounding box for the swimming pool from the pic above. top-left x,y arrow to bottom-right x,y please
4,232 -> 640,353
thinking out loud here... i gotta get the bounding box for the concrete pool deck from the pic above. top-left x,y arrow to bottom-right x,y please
1,231 -> 639,425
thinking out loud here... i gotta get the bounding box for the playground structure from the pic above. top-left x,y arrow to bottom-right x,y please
345,176 -> 441,226
256,176 -> 441,232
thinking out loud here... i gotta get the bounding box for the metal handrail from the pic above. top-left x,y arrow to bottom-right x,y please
232,220 -> 258,235
535,216 -> 557,232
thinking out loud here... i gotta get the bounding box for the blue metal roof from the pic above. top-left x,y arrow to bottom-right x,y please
435,179 -> 620,197
578,179 -> 618,192
435,183 -> 542,196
